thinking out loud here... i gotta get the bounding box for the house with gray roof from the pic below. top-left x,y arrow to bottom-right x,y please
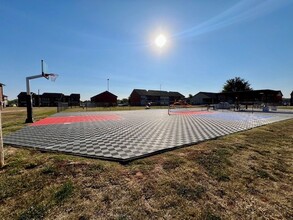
190,92 -> 218,105
191,90 -> 283,105
129,89 -> 184,106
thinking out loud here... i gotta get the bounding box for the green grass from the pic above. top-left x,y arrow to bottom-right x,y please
172,183 -> 206,200
196,147 -> 232,181
0,107 -> 292,219
1,107 -> 57,135
18,204 -> 47,220
54,181 -> 74,203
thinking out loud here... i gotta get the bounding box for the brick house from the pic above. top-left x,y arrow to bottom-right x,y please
129,89 -> 185,106
41,93 -> 65,106
68,93 -> 80,106
18,92 -> 80,107
190,92 -> 218,105
191,89 -> 283,105
91,91 -> 117,107
18,92 -> 29,107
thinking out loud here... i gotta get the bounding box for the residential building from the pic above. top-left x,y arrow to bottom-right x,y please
68,93 -> 80,106
129,89 -> 185,106
18,92 -> 30,107
91,91 -> 117,107
128,89 -> 148,106
191,89 -> 283,105
169,91 -> 186,104
41,93 -> 64,106
190,92 -> 218,105
17,92 -> 80,107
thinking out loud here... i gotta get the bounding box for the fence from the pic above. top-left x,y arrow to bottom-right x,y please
57,102 -> 69,112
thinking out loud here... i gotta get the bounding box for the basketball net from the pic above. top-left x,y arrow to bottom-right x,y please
43,73 -> 59,82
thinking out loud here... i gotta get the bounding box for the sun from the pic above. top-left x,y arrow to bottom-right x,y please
155,34 -> 167,48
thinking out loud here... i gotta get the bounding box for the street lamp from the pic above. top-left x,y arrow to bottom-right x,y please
107,78 -> 109,91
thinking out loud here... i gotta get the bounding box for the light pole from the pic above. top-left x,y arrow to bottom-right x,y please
0,107 -> 4,167
107,78 -> 109,91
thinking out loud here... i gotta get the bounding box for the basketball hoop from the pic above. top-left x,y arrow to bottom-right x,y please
43,73 -> 59,82
25,60 -> 59,123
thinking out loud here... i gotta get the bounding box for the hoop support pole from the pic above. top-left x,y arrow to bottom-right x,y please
25,74 -> 43,123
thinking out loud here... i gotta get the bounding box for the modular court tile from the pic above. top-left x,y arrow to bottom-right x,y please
3,109 -> 293,162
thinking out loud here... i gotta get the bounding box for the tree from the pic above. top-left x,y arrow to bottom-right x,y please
121,98 -> 128,104
8,99 -> 17,106
222,77 -> 252,92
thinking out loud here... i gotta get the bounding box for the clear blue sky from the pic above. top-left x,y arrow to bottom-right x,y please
1,0 -> 293,100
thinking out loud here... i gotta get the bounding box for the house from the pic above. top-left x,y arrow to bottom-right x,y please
18,92 -> 41,107
68,93 -> 80,106
18,92 -> 28,107
128,89 -> 148,106
17,92 -> 81,107
219,90 -> 283,105
0,82 -> 5,109
91,91 -> 117,107
41,93 -> 65,106
129,89 -> 185,106
190,92 -> 218,105
62,93 -> 80,106
191,89 -> 283,105
168,91 -> 186,104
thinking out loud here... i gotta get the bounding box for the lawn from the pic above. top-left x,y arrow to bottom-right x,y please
0,107 -> 292,219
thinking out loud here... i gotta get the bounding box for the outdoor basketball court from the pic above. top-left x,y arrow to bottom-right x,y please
3,109 -> 293,162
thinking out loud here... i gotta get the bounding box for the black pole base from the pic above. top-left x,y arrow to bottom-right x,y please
25,118 -> 34,123
25,94 -> 34,123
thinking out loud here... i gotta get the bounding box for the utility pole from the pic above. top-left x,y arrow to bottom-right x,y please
107,78 -> 109,91
0,107 -> 4,167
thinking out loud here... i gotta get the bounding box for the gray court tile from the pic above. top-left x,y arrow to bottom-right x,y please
3,109 -> 293,162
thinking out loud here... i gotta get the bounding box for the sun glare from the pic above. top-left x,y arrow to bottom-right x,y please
155,34 -> 167,48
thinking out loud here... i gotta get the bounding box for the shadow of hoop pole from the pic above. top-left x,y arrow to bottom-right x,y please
25,60 -> 58,123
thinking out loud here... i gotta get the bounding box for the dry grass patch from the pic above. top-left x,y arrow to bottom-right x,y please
1,107 -> 57,135
0,108 -> 292,219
